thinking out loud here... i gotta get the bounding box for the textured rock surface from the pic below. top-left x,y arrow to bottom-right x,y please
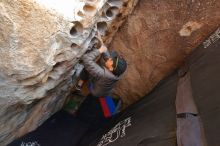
111,0 -> 220,105
0,1 -> 76,145
1,0 -> 220,145
0,0 -> 138,145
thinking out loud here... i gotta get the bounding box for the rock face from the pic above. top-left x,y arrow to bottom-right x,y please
0,0 -> 138,145
0,1 -> 75,145
111,0 -> 220,105
1,0 -> 220,145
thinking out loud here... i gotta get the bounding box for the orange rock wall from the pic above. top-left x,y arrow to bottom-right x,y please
111,0 -> 220,105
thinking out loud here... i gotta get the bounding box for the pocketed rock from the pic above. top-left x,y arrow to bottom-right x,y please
0,0 -> 138,145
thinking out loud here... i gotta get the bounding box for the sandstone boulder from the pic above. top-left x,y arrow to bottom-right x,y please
0,0 -> 138,145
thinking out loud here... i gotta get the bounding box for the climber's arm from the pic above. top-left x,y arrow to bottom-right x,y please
82,45 -> 107,78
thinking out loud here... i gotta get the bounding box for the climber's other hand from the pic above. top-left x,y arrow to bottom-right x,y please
99,45 -> 107,53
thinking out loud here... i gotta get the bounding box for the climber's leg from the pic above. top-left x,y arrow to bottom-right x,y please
77,94 -> 106,127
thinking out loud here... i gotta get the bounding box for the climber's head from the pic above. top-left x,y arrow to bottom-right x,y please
104,51 -> 127,76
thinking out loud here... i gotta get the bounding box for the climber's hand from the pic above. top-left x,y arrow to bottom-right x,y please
99,45 -> 107,53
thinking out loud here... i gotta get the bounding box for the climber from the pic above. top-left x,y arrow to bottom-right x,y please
76,46 -> 127,93
74,34 -> 127,122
